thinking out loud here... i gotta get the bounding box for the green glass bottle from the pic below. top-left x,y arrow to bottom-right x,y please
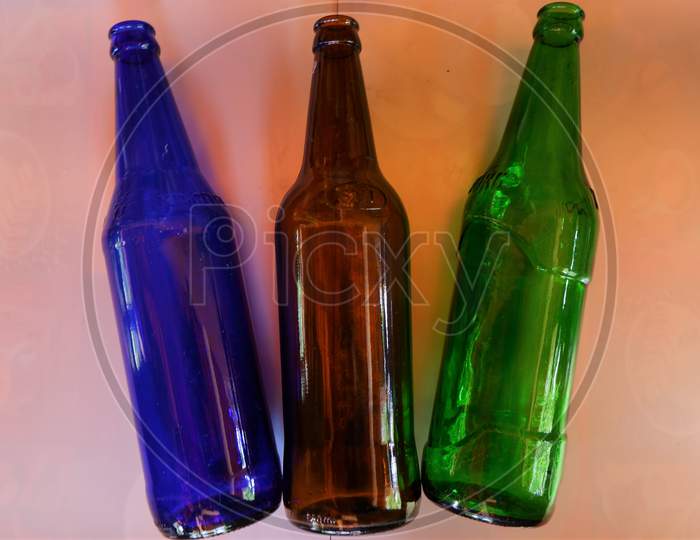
422,2 -> 598,527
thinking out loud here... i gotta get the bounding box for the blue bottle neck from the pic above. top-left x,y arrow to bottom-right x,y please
112,22 -> 199,181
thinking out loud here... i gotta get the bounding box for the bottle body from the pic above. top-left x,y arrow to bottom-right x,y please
422,200 -> 594,525
104,21 -> 280,538
277,174 -> 421,534
422,3 -> 597,526
276,15 -> 420,535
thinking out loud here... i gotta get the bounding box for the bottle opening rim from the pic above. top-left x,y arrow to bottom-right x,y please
537,2 -> 585,21
534,2 -> 584,46
109,20 -> 156,39
314,14 -> 360,32
312,14 -> 361,54
109,20 -> 159,60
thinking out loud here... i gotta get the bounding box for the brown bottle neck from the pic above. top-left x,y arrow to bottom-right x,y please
301,25 -> 378,176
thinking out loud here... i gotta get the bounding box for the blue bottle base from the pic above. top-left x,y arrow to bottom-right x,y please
155,492 -> 281,538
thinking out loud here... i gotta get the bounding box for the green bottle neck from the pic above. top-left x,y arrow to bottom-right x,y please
491,33 -> 582,172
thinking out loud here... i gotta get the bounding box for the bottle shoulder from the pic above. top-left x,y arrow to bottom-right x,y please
465,165 -> 598,224
462,165 -> 599,278
277,170 -> 408,231
103,171 -> 228,241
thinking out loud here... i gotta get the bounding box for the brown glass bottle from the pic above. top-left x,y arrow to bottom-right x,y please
275,15 -> 421,535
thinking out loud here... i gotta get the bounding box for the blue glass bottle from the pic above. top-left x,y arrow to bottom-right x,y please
103,21 -> 281,538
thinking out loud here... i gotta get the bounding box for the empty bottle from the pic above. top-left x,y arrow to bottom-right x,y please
422,3 -> 598,526
275,15 -> 421,535
103,21 -> 281,538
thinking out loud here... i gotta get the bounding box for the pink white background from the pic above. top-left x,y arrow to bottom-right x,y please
1,0 -> 697,538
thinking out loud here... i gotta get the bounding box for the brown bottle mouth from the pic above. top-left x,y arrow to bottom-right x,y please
314,14 -> 360,31
313,14 -> 361,54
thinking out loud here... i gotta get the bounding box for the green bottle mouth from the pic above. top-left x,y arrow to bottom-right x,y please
533,2 -> 585,47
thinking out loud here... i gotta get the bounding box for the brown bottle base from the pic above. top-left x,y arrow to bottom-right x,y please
285,496 -> 419,535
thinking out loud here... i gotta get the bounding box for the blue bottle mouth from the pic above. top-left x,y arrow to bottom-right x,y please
109,20 -> 160,59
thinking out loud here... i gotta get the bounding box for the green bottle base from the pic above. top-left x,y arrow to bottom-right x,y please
422,480 -> 549,527
421,428 -> 564,528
